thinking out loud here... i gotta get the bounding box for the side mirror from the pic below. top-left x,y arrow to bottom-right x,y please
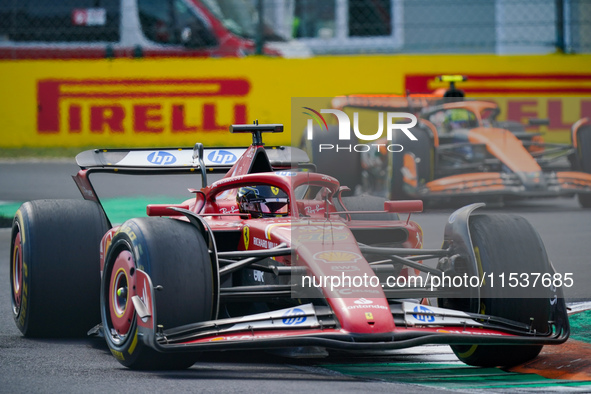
180,24 -> 217,48
384,200 -> 423,213
528,118 -> 550,126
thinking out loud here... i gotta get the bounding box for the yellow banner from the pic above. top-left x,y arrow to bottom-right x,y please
0,54 -> 590,148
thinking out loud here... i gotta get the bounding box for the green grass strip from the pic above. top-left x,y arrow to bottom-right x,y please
569,310 -> 591,343
322,362 -> 591,390
0,196 -> 189,226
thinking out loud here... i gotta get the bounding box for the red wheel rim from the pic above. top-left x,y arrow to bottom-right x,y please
108,250 -> 136,336
12,231 -> 23,311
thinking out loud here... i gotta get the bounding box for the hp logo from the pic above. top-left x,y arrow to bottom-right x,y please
208,150 -> 237,165
412,305 -> 435,322
282,308 -> 306,325
147,151 -> 176,165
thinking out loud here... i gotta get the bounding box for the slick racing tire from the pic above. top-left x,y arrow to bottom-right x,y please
390,125 -> 433,200
575,125 -> 591,208
101,217 -> 214,370
301,125 -> 362,191
440,214 -> 561,367
10,199 -> 109,337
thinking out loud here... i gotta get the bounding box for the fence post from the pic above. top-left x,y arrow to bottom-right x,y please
256,0 -> 265,55
555,0 -> 565,53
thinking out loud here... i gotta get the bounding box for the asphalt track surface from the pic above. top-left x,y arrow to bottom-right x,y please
1,161 -> 590,393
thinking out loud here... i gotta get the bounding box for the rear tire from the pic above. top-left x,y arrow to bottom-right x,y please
440,214 -> 559,367
575,125 -> 591,208
101,217 -> 214,370
10,199 -> 109,337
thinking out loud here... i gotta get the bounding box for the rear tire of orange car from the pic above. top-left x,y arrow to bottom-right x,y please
10,200 -> 108,337
575,125 -> 591,208
440,214 -> 562,367
101,217 -> 214,370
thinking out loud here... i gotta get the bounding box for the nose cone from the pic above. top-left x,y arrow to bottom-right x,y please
515,171 -> 547,191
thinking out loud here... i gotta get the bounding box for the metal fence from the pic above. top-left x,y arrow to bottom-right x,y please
280,0 -> 591,54
0,0 -> 588,59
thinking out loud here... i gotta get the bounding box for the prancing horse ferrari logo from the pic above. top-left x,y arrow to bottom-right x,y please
243,226 -> 250,249
271,187 -> 280,195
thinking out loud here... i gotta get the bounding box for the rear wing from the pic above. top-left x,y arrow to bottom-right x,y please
73,144 -> 312,226
75,145 -> 311,173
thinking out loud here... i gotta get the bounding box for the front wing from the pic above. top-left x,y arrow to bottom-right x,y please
127,270 -> 568,354
415,171 -> 591,200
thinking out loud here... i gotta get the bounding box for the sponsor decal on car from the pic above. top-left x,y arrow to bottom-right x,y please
344,304 -> 389,310
436,329 -> 502,336
281,308 -> 307,326
209,333 -> 288,342
147,151 -> 177,165
304,204 -> 325,215
242,226 -> 249,250
207,150 -> 237,165
412,305 -> 435,323
219,206 -> 239,214
402,302 -> 484,327
314,251 -> 362,264
253,237 -> 278,249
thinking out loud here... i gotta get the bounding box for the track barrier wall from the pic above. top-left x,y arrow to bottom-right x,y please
0,54 -> 590,148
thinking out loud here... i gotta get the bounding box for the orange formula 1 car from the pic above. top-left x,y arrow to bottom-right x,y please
305,76 -> 591,207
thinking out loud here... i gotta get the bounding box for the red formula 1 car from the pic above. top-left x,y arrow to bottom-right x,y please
10,125 -> 568,370
305,76 -> 591,207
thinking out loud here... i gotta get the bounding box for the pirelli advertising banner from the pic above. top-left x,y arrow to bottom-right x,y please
0,54 -> 590,148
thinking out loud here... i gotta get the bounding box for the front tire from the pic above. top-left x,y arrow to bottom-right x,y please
10,199 -> 109,337
101,217 -> 214,370
575,124 -> 591,207
440,214 -> 560,367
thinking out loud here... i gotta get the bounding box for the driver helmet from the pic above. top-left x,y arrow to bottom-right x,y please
443,109 -> 476,132
237,185 -> 289,218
